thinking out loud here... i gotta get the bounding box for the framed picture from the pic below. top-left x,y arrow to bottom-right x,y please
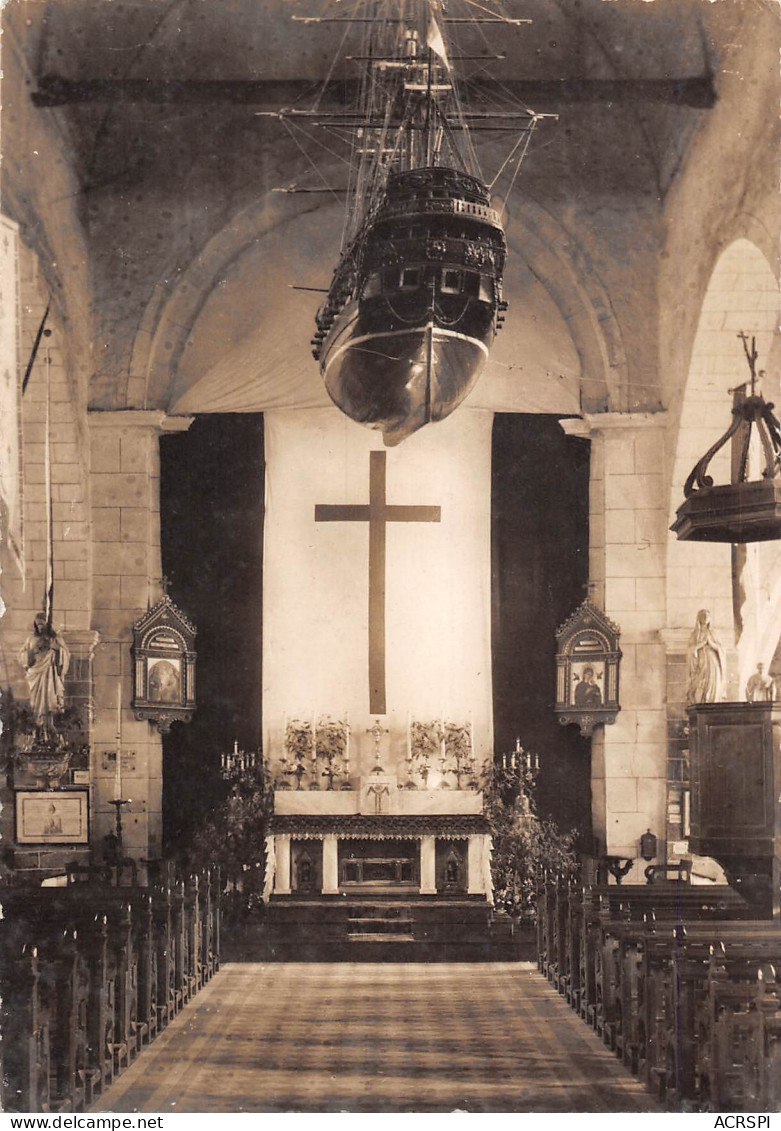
16,790 -> 89,845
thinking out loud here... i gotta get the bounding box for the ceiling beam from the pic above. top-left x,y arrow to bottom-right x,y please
32,73 -> 716,111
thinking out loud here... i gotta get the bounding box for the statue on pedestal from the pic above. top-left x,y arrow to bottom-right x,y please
685,609 -> 726,705
745,662 -> 776,703
18,613 -> 71,738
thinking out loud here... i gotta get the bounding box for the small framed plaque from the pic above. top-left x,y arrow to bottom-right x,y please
16,790 -> 89,845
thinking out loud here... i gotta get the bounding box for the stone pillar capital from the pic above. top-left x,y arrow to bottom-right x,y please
62,628 -> 101,657
88,410 -> 194,433
559,411 -> 668,439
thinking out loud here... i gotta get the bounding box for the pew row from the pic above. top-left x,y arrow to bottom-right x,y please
0,869 -> 220,1113
536,870 -> 781,1112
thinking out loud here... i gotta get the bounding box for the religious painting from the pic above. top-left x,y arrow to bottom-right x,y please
555,601 -> 621,736
132,596 -> 197,733
147,656 -> 182,703
571,660 -> 605,708
15,790 -> 89,845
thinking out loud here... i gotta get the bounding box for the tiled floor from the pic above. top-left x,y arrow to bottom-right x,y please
94,962 -> 660,1113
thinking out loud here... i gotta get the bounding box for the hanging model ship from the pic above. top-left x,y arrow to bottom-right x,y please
268,1 -> 552,445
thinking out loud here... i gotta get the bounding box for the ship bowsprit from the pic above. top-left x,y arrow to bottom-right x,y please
320,302 -> 492,447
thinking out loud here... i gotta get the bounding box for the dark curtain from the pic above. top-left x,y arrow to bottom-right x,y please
159,414 -> 264,854
491,414 -> 593,844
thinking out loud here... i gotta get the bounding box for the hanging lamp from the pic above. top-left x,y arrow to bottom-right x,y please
671,333 -> 781,543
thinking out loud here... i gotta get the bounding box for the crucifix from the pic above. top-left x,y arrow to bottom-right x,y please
315,451 -> 441,713
366,717 -> 389,774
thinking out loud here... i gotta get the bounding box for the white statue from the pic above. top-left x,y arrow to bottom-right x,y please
685,609 -> 726,704
18,612 -> 71,735
745,662 -> 776,703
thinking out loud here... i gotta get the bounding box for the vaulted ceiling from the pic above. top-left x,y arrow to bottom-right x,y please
2,0 -> 778,416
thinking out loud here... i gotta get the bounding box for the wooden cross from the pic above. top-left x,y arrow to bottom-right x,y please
315,452 -> 441,713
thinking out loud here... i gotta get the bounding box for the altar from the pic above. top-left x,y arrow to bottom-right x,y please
261,410 -> 495,955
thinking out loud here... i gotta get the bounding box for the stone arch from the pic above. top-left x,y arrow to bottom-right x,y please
666,237 -> 779,692
133,189 -> 628,415
504,197 -> 628,413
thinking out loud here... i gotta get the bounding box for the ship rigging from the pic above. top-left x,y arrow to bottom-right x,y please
263,1 -> 555,445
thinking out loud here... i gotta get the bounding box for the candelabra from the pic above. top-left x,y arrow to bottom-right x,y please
220,741 -> 256,779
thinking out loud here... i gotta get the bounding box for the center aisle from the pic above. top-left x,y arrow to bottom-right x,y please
94,962 -> 660,1113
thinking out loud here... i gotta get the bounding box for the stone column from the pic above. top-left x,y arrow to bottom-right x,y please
322,834 -> 339,894
420,835 -> 436,894
88,411 -> 192,865
467,835 -> 484,895
561,413 -> 668,881
274,835 -> 291,895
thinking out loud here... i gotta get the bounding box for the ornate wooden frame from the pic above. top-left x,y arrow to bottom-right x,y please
555,601 -> 621,736
132,596 -> 197,733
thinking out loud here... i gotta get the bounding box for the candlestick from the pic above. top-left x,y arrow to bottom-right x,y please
114,683 -> 122,801
345,710 -> 350,771
407,711 -> 412,761
312,712 -> 317,764
470,711 -> 475,759
515,737 -> 521,754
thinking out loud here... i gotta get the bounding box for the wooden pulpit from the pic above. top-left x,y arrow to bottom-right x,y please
688,702 -> 781,918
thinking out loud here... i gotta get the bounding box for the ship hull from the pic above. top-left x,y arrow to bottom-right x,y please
321,300 -> 492,446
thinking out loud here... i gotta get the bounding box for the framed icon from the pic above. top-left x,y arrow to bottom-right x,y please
555,601 -> 621,736
132,596 -> 197,733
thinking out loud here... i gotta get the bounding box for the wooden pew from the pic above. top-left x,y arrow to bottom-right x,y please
0,861 -> 222,1113
0,942 -> 51,1112
538,869 -> 781,1112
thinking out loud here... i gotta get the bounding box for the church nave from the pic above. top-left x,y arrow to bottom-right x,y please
92,962 -> 659,1114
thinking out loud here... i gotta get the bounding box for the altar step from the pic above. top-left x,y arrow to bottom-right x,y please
266,895 -> 492,961
347,907 -> 415,943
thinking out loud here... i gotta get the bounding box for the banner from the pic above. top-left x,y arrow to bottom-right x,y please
262,407 -> 494,776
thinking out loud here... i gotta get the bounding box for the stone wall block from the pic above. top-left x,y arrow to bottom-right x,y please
605,542 -> 665,578
90,431 -> 121,474
92,540 -> 149,577
54,580 -> 90,613
91,473 -> 148,509
120,434 -> 151,473
605,575 -> 636,612
604,472 -> 664,512
92,508 -> 121,542
120,507 -> 150,544
120,574 -> 150,611
634,577 -> 665,612
633,428 -> 664,470
605,508 -> 635,544
631,742 -> 666,778
606,777 -> 638,813
51,463 -> 82,486
604,742 -> 635,778
92,576 -> 122,610
23,462 -> 46,485
91,610 -> 134,641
